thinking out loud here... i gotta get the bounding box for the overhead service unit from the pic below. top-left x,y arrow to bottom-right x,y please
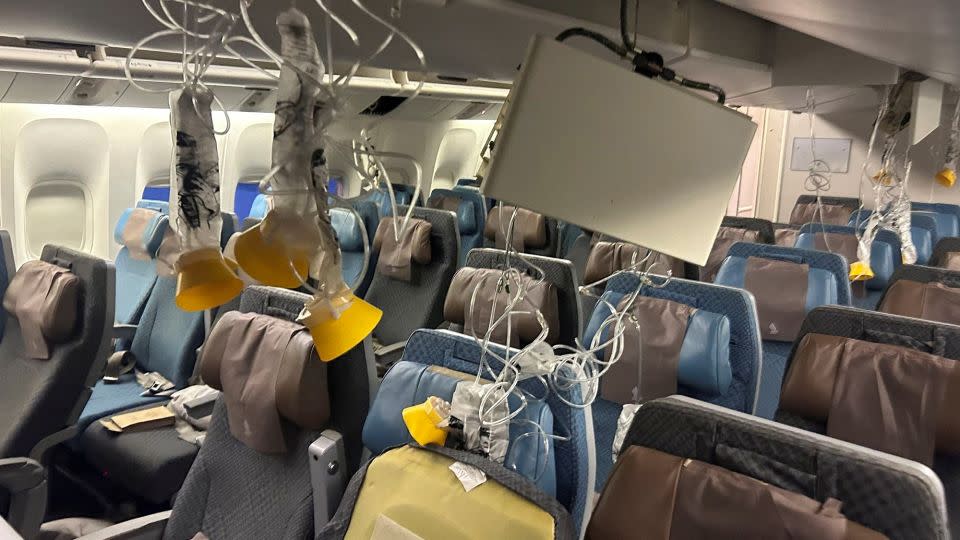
483,36 -> 757,266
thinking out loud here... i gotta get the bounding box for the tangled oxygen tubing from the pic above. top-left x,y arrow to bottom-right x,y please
938,88 -> 960,188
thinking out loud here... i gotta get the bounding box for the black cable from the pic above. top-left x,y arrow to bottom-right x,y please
677,77 -> 726,104
555,28 -> 629,58
620,0 -> 635,52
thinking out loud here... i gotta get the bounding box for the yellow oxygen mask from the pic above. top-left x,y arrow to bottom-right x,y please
175,247 -> 244,312
234,207 -> 319,287
299,286 -> 382,361
849,260 -> 875,282
936,168 -> 956,188
402,396 -> 450,447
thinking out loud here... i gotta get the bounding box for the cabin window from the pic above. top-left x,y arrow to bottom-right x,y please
25,181 -> 90,256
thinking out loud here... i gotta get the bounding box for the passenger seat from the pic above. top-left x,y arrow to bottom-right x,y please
772,222 -> 800,246
442,248 -> 582,346
73,276 -> 205,435
847,209 -> 939,265
0,245 -> 115,459
775,305 -> 960,535
330,208 -> 375,297
483,205 -> 558,257
426,188 -> 485,266
364,207 -> 459,368
583,273 -> 762,490
592,395 -> 947,540
877,265 -> 960,325
372,328 -> 594,536
0,231 -> 16,342
912,201 -> 960,239
714,243 -> 850,418
111,206 -> 168,335
795,223 -> 901,309
41,286 -> 375,540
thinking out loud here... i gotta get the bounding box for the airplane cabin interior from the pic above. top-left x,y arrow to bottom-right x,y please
0,1 -> 958,539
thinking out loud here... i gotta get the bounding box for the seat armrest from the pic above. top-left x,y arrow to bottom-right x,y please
373,340 -> 407,375
0,458 -> 46,540
309,430 -> 348,531
77,511 -> 171,540
112,324 -> 138,342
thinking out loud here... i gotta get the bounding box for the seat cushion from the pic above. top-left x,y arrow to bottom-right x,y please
80,404 -> 198,505
76,376 -> 168,433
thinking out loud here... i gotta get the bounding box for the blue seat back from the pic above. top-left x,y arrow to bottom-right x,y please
401,329 -> 593,535
350,200 -> 380,245
912,202 -> 960,238
113,207 -> 169,325
248,193 -> 269,220
130,277 -> 205,388
847,210 -> 939,265
717,243 -> 851,306
428,188 -> 485,266
331,207 -> 374,296
714,243 -> 849,418
363,360 -> 557,496
582,274 -> 761,489
795,223 -> 901,292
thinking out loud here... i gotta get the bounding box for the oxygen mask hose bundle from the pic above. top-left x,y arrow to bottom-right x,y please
127,0 -> 244,312
399,205 -> 674,479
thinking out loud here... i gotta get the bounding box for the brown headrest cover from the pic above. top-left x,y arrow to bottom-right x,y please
373,217 -> 433,282
484,206 -> 547,250
588,445 -> 887,540
780,333 -> 960,463
599,295 -> 693,404
814,232 -> 859,264
584,241 -> 683,283
200,311 -> 329,453
789,201 -> 854,226
3,260 -> 80,359
121,208 -> 161,260
775,228 -> 799,247
743,257 -> 809,342
700,227 -> 760,282
443,267 -> 559,345
427,193 -> 462,212
879,280 -> 960,326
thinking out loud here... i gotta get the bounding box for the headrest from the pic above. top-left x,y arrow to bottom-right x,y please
789,196 -> 860,226
774,226 -> 799,247
879,280 -> 960,326
248,193 -> 269,220
136,199 -> 169,214
584,241 -> 684,283
456,177 -> 481,188
330,208 -> 364,252
200,311 -> 330,454
484,206 -> 547,250
443,267 -> 559,345
362,361 -> 557,494
700,226 -> 761,282
795,227 -> 898,289
372,217 -> 433,282
779,332 -> 960,465
114,208 -> 168,259
584,292 -> 731,399
715,254 -> 838,342
589,445 -> 885,540
3,260 -> 80,359
428,191 -> 478,235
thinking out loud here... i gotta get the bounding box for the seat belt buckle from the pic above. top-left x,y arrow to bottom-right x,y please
149,380 -> 167,394
102,374 -> 120,384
